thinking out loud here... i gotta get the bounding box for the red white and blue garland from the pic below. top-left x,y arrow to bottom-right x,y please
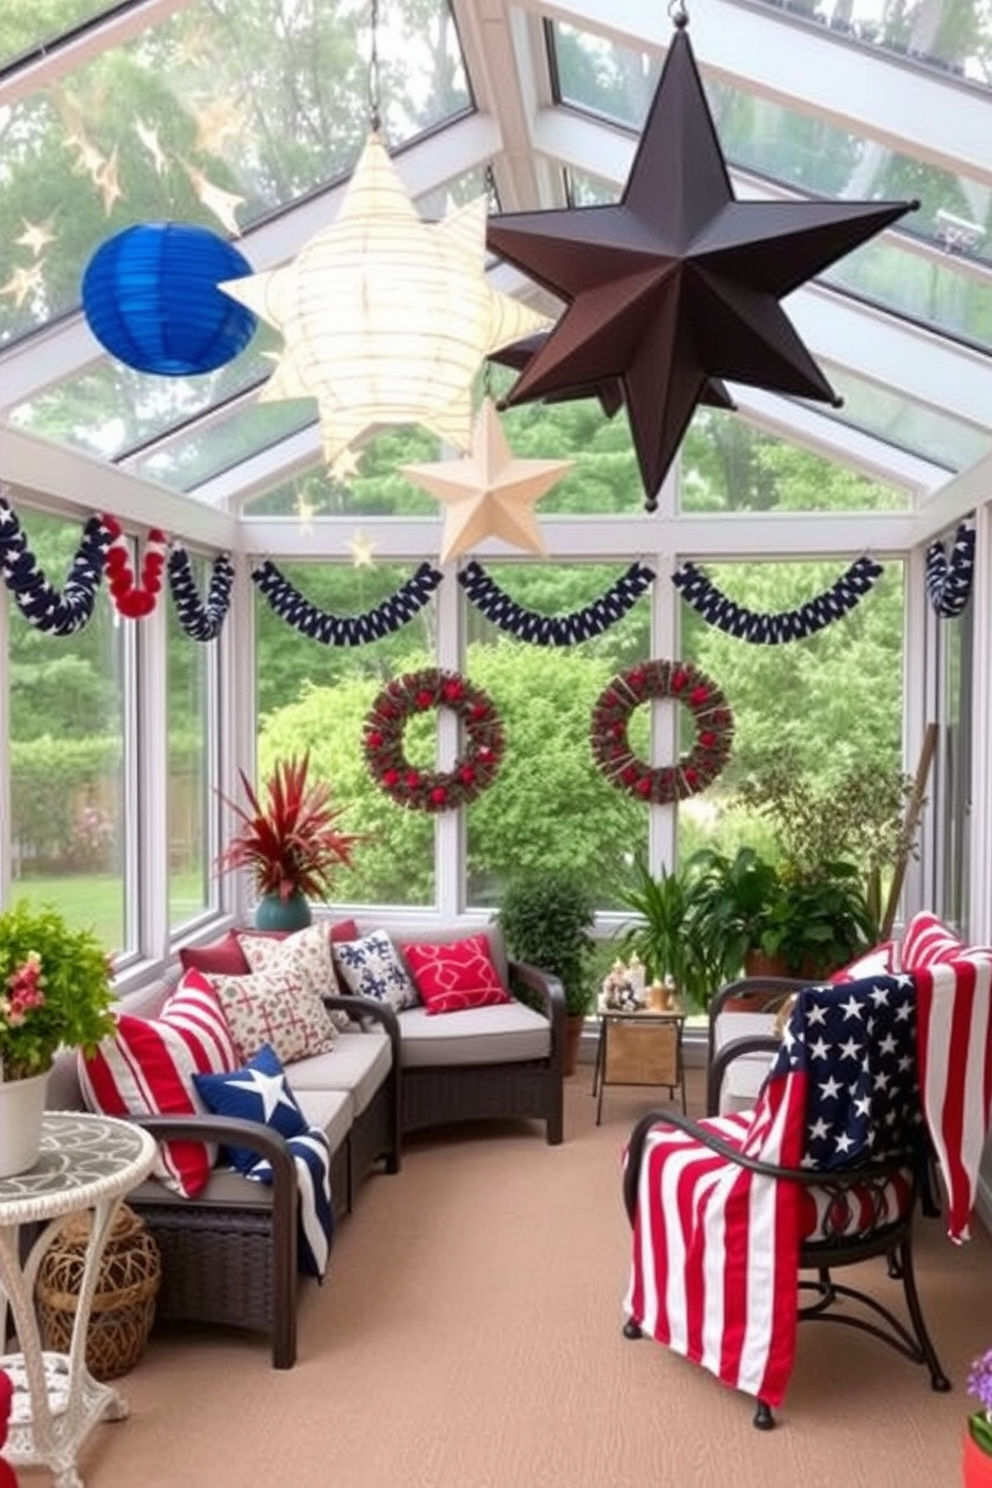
671,556 -> 884,643
252,560 -> 444,645
0,497 -> 111,635
363,668 -> 504,812
168,545 -> 236,641
591,659 -> 734,805
925,520 -> 975,618
102,514 -> 169,618
457,559 -> 655,645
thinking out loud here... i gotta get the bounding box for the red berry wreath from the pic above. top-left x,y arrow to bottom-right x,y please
590,659 -> 734,804
363,668 -> 504,813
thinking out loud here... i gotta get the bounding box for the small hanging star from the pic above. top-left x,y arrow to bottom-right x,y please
346,532 -> 377,567
182,162 -> 246,236
15,218 -> 57,257
400,397 -> 573,564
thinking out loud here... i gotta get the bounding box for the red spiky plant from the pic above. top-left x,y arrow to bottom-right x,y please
216,751 -> 361,903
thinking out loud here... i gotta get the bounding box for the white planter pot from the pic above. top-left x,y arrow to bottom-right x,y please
0,1067 -> 49,1178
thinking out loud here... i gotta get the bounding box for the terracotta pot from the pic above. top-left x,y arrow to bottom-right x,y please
963,1424 -> 992,1487
742,949 -> 792,979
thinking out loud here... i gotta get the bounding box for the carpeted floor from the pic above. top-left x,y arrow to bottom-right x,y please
68,1067 -> 990,1488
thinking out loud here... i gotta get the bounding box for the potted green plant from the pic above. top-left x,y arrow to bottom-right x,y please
702,750 -> 919,980
0,899 -> 116,1176
494,868 -> 596,1076
682,845 -> 784,982
216,751 -> 361,931
613,855 -> 725,1012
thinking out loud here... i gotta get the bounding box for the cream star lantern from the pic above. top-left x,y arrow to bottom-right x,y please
401,397 -> 573,564
219,131 -> 549,469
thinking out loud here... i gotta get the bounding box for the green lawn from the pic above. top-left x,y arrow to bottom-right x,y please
10,873 -> 205,953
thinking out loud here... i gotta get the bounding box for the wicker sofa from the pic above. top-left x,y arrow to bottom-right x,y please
44,921 -> 565,1369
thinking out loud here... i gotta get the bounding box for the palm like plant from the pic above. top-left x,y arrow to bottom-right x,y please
216,752 -> 360,903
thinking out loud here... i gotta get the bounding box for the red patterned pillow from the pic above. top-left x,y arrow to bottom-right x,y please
403,933 -> 513,1016
77,970 -> 238,1198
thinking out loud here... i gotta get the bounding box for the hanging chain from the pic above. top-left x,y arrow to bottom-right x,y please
368,0 -> 382,132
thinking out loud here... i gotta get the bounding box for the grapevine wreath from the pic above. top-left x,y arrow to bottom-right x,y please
590,659 -> 734,804
363,668 -> 505,812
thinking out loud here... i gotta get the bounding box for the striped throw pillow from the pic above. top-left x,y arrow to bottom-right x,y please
78,969 -> 238,1197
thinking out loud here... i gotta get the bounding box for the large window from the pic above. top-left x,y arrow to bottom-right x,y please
254,560 -> 440,909
7,509 -> 127,952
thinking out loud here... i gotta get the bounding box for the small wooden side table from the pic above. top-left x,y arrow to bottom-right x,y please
0,1112 -> 157,1488
592,1009 -> 686,1124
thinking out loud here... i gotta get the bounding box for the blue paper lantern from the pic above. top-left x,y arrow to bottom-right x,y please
81,223 -> 258,376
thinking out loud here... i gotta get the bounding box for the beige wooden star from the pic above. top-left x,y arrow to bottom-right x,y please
401,397 -> 573,564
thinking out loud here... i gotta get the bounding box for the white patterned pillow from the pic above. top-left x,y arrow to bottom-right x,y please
333,930 -> 419,1011
207,965 -> 337,1066
237,923 -> 350,1030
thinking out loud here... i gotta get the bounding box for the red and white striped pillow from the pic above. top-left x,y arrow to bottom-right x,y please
78,969 -> 238,1198
899,910 -> 992,971
829,941 -> 897,983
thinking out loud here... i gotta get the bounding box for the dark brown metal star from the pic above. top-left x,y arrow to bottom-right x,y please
489,332 -> 735,422
486,18 -> 916,511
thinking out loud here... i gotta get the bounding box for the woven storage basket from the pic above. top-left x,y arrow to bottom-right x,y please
35,1203 -> 161,1381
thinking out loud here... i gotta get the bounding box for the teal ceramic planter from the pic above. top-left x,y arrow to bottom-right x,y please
254,889 -> 312,932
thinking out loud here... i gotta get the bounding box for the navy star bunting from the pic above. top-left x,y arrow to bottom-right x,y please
252,560 -> 443,645
168,545 -> 236,641
925,520 -> 975,618
671,556 -> 883,643
458,559 -> 655,645
0,497 -> 111,635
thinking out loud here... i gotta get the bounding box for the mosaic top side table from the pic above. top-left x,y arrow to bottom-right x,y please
0,1111 -> 157,1488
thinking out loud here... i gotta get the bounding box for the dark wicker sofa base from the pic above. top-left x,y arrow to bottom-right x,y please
134,998 -> 401,1370
401,1058 -> 563,1145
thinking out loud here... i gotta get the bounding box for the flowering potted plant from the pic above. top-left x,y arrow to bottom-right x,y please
0,899 -> 116,1176
216,751 -> 361,930
964,1348 -> 992,1486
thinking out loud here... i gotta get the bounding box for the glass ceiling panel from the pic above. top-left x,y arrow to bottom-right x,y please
747,0 -> 988,87
0,0 -> 470,347
795,360 -> 992,471
9,328 -> 280,461
549,19 -> 992,347
0,2 -> 129,70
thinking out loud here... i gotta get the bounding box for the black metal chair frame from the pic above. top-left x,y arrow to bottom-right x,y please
622,1032 -> 951,1428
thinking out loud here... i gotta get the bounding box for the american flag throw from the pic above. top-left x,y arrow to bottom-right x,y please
624,967 -> 990,1406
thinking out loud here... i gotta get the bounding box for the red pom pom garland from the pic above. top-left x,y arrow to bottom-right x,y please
102,514 -> 169,618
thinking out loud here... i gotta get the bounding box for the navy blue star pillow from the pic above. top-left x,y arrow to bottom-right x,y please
192,1042 -> 308,1174
193,1043 -> 334,1278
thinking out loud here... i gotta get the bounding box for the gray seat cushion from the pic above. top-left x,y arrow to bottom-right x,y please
127,1086 -> 353,1209
397,1002 -> 550,1068
286,1030 -> 391,1116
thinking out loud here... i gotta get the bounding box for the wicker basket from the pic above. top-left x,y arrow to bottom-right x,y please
35,1203 -> 161,1381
